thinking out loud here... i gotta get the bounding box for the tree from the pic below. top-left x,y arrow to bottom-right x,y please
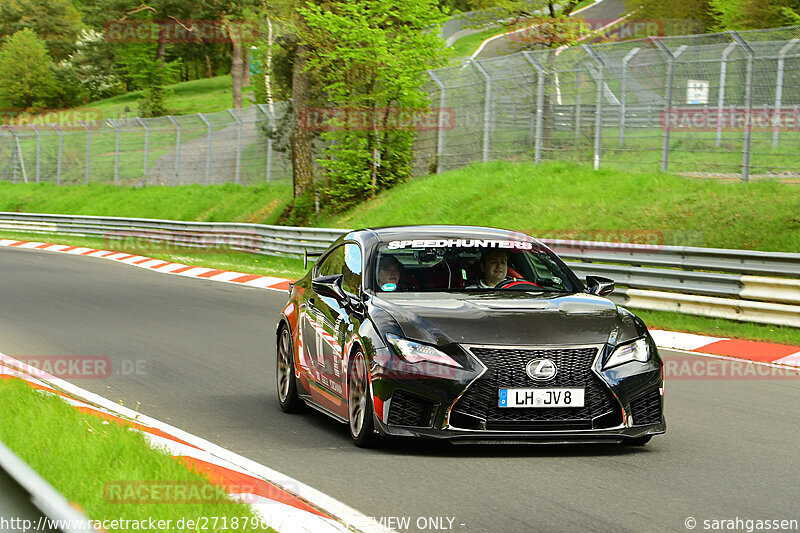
709,0 -> 800,30
299,0 -> 450,211
0,29 -> 58,108
0,0 -> 82,61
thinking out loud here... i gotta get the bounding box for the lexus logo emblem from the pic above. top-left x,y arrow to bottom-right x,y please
526,358 -> 557,381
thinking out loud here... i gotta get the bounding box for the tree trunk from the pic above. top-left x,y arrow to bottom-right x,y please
290,43 -> 314,198
205,54 -> 213,78
156,26 -> 167,67
228,21 -> 243,108
242,46 -> 251,87
265,16 -> 274,114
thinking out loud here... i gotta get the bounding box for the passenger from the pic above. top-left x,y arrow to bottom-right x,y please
468,249 -> 510,288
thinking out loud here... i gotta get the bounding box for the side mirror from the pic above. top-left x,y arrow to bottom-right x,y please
585,275 -> 615,296
312,275 -> 366,316
312,274 -> 347,301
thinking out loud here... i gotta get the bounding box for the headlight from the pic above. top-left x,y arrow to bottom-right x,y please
386,333 -> 463,368
604,338 -> 650,369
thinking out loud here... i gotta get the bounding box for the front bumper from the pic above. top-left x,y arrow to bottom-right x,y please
374,416 -> 666,443
371,342 -> 665,442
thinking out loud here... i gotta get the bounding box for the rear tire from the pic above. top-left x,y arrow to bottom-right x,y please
348,350 -> 378,448
277,326 -> 302,413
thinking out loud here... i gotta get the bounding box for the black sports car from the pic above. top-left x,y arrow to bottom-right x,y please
276,226 -> 665,447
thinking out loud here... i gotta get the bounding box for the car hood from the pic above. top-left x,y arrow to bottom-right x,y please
370,292 -> 640,347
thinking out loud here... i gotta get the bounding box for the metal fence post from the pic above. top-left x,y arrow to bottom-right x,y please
108,119 -> 120,186
620,47 -> 640,148
729,31 -> 754,182
167,116 -> 181,184
256,104 -> 274,182
80,121 -> 90,184
54,125 -> 63,185
773,38 -> 798,149
136,118 -> 150,185
228,109 -> 243,185
582,45 -> 605,170
650,39 -> 684,172
8,128 -> 27,183
472,60 -> 492,163
522,52 -> 546,164
427,70 -> 447,173
575,68 -> 582,143
197,113 -> 212,185
716,42 -> 737,148
31,125 -> 41,183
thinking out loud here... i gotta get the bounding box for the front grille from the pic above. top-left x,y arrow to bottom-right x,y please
450,346 -> 621,431
629,388 -> 662,426
388,390 -> 436,427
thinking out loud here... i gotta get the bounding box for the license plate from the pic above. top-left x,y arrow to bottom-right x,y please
499,388 -> 585,408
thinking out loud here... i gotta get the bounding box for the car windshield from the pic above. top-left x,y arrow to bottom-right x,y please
374,237 -> 578,293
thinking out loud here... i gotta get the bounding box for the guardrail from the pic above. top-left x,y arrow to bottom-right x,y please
1,212 -> 798,327
0,439 -> 99,533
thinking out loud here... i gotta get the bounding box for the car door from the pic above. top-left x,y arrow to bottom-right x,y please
303,243 -> 363,415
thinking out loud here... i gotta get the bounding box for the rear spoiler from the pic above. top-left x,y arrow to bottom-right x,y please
303,249 -> 323,270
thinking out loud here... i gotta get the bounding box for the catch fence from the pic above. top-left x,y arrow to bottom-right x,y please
3,26 -> 800,184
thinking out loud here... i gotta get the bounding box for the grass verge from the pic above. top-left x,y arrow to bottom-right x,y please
0,378 -> 275,532
77,76 -> 256,119
322,160 -> 800,252
0,182 -> 292,225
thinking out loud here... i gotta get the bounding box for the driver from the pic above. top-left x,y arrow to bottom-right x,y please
377,255 -> 412,290
468,249 -> 510,288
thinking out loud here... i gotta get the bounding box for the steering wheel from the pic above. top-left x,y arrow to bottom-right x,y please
494,278 -> 542,289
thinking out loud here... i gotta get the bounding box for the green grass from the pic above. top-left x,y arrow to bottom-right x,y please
0,378 -> 275,532
450,27 -> 504,59
0,182 -> 292,224
321,160 -> 800,252
77,75 -> 256,120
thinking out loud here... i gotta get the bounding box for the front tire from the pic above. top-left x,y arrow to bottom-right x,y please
348,350 -> 378,447
277,326 -> 302,413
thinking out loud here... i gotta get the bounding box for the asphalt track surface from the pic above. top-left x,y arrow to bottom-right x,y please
3,246 -> 800,533
476,0 -> 627,58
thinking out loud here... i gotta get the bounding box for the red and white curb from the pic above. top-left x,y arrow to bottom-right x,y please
650,330 -> 800,368
0,239 -> 292,292
0,353 -> 390,533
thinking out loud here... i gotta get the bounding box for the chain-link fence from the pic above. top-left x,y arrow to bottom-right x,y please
3,26 -> 800,186
0,102 -> 293,186
417,25 -> 800,180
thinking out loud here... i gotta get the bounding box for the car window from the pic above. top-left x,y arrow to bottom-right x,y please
374,237 -> 575,293
316,243 -> 362,295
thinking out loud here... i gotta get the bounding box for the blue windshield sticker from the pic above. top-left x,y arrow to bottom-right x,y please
382,283 -> 397,292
